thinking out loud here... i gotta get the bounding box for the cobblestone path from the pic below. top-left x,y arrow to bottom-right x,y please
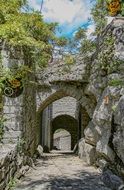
15,152 -> 110,190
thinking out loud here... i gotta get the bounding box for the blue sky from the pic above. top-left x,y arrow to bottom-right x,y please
28,0 -> 96,38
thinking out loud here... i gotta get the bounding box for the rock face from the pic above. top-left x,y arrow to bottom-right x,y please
113,95 -> 124,163
78,138 -> 96,165
84,121 -> 100,146
78,18 -> 124,168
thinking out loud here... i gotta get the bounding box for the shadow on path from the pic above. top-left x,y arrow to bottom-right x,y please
15,153 -> 110,190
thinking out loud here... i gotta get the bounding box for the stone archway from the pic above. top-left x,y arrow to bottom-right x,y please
38,96 -> 79,152
36,84 -> 97,117
51,115 -> 78,150
36,86 -> 97,152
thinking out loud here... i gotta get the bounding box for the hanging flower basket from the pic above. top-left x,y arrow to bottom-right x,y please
9,79 -> 21,89
106,0 -> 121,16
3,78 -> 23,98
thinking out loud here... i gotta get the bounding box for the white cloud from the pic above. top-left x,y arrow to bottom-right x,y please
28,0 -> 93,36
28,0 -> 40,10
42,0 -> 90,24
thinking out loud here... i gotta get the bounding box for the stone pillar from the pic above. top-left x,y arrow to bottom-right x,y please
41,104 -> 52,151
81,107 -> 90,137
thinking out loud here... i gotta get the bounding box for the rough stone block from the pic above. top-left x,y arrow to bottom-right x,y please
0,180 -> 6,190
84,121 -> 100,146
78,138 -> 96,165
96,141 -> 115,162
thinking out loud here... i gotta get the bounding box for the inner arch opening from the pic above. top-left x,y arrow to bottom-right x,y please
51,114 -> 78,150
53,129 -> 71,151
37,93 -> 93,154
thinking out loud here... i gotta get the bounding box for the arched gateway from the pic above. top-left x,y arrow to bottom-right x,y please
1,17 -> 124,189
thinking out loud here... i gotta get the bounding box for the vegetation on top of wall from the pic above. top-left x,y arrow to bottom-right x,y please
91,0 -> 107,36
97,31 -> 123,78
7,177 -> 17,190
64,55 -> 76,65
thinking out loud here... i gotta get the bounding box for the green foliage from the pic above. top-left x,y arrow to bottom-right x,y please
0,116 -> 6,142
64,27 -> 96,56
97,33 -> 124,76
0,7 -> 54,47
97,34 -> 116,73
7,177 -> 17,190
109,79 -> 124,86
17,137 -> 26,153
56,37 -> 68,47
64,55 -> 76,65
121,1 -> 124,16
74,28 -> 87,41
91,0 -> 107,35
0,0 -> 59,68
80,39 -> 96,54
112,105 -> 117,112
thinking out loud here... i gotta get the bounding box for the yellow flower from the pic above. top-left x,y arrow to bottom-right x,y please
107,0 -> 121,16
9,79 -> 21,88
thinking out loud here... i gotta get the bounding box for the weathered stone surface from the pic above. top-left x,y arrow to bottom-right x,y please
84,121 -> 100,146
16,165 -> 29,179
0,143 -> 31,189
37,55 -> 91,86
92,87 -> 122,162
96,159 -> 108,169
52,97 -> 77,119
78,138 -> 96,165
0,180 -> 6,190
113,95 -> 124,164
36,145 -> 43,157
0,144 -> 17,189
96,141 -> 115,163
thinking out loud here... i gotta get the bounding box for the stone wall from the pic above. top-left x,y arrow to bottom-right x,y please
3,97 -> 23,144
52,97 -> 77,119
0,44 -> 24,144
0,44 -> 36,189
53,131 -> 71,151
59,135 -> 71,151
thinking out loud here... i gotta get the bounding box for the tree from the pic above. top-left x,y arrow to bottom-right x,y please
91,0 -> 107,35
0,0 -> 60,68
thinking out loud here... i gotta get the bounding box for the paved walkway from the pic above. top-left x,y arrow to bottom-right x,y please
15,152 -> 110,190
